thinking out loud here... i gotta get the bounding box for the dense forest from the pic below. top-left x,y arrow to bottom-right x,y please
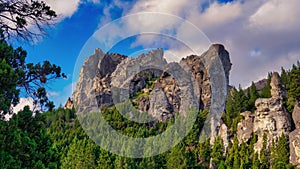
0,37 -> 299,168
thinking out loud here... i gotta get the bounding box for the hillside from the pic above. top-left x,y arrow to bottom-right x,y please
1,44 -> 300,169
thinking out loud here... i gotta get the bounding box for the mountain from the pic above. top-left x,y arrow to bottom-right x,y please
70,44 -> 300,168
73,44 -> 232,122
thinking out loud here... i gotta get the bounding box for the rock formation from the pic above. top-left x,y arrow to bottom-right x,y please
292,102 -> 300,129
237,111 -> 254,144
253,72 -> 291,152
73,48 -> 104,113
94,53 -> 127,108
218,121 -> 229,151
64,97 -> 73,109
73,44 -> 231,122
290,103 -> 300,168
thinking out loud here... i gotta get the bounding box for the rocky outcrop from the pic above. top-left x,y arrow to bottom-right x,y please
237,111 -> 254,144
94,53 -> 127,108
218,122 -> 229,151
180,55 -> 210,110
253,72 -> 291,153
64,97 -> 73,109
290,129 -> 300,168
148,89 -> 173,121
154,71 -> 181,114
293,102 -> 300,129
73,44 -> 231,123
73,48 -> 104,113
290,103 -> 300,168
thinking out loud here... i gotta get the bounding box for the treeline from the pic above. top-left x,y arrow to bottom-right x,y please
1,62 -> 299,169
223,62 -> 300,132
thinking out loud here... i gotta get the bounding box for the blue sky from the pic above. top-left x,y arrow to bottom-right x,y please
12,0 -> 300,107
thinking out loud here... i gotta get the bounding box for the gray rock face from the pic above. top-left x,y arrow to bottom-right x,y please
253,72 -> 291,153
237,111 -> 254,144
290,103 -> 300,168
270,72 -> 287,99
293,103 -> 300,129
154,71 -> 181,114
94,53 -> 127,108
149,89 -> 173,121
73,48 -> 104,113
73,45 -> 231,123
180,55 -> 210,110
290,129 -> 300,168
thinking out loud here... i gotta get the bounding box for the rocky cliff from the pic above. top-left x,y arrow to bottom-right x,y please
236,72 -> 292,152
253,72 -> 291,152
73,44 -> 231,122
290,103 -> 300,167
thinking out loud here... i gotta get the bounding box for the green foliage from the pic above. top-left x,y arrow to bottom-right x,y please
0,36 -> 66,118
260,133 -> 270,169
288,63 -> 300,103
166,143 -> 188,168
0,0 -> 57,41
211,137 -> 224,165
279,62 -> 300,112
61,137 -> 97,169
223,87 -> 248,130
271,133 -> 290,168
198,139 -> 211,168
260,73 -> 272,98
247,82 -> 259,111
0,106 -> 57,168
1,44 -> 299,169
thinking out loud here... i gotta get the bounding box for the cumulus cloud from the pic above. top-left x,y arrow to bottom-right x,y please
44,0 -> 81,19
92,0 -> 300,87
248,0 -> 300,31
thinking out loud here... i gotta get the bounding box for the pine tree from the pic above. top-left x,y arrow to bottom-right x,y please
218,160 -> 226,169
280,67 -> 289,89
252,153 -> 260,169
198,139 -> 211,168
61,137 -> 97,169
288,64 -> 300,103
0,106 -> 57,168
97,149 -> 116,169
211,137 -> 224,166
260,73 -> 272,98
260,133 -> 270,169
273,133 -> 290,168
166,142 -> 188,169
248,82 -> 259,111
0,35 -> 66,117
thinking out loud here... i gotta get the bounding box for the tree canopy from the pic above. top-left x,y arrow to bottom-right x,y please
0,0 -> 57,41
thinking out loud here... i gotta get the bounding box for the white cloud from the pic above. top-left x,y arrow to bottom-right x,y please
130,0 -> 194,15
43,0 -> 81,19
47,91 -> 60,97
4,98 -> 38,120
93,0 -> 300,87
187,1 -> 242,30
87,0 -> 100,4
249,0 -> 300,31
